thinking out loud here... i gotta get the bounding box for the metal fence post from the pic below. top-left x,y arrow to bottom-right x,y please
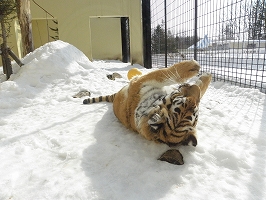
142,0 -> 152,69
121,17 -> 130,63
164,0 -> 167,67
194,0 -> 198,61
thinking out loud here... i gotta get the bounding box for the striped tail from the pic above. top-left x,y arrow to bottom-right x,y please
83,93 -> 116,104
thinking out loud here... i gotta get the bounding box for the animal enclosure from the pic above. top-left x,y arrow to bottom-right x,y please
150,0 -> 266,93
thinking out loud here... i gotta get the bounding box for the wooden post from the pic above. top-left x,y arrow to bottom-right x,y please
16,0 -> 34,56
0,17 -> 13,79
8,47 -> 24,67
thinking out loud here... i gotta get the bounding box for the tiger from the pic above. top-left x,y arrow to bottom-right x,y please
83,60 -> 212,164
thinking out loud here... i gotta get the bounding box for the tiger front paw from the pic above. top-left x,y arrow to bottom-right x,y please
169,60 -> 200,82
196,73 -> 212,87
195,72 -> 212,98
199,72 -> 212,83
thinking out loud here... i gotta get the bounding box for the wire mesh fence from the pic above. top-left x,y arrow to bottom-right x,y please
150,0 -> 266,93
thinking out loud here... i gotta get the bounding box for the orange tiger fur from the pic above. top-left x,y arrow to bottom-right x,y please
83,60 -> 212,147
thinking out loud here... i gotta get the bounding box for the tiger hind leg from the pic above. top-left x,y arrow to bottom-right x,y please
195,73 -> 212,98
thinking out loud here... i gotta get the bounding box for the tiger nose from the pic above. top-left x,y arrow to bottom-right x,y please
182,134 -> 197,146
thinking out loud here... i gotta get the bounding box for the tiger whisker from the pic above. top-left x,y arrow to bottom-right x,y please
173,67 -> 182,82
164,71 -> 176,84
161,70 -> 175,82
165,69 -> 179,84
161,71 -> 171,81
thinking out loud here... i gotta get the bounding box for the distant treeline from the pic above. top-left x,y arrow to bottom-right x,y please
151,24 -> 200,54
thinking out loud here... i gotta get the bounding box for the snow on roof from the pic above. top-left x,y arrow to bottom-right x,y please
188,34 -> 210,49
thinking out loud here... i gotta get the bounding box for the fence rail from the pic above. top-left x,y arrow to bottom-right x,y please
150,0 -> 266,93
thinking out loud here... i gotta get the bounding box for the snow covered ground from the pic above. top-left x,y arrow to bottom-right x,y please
0,41 -> 266,200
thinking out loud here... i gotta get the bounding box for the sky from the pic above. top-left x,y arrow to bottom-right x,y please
150,0 -> 254,39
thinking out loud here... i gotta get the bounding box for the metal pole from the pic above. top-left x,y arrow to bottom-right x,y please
121,17 -> 130,63
142,0 -> 152,68
194,0 -> 198,61
164,0 -> 167,68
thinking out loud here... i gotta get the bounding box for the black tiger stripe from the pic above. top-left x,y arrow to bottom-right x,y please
170,132 -> 186,138
107,93 -> 116,102
144,87 -> 158,95
185,116 -> 192,121
171,116 -> 179,127
172,112 -> 179,121
156,139 -> 165,144
162,97 -> 167,104
178,121 -> 191,127
174,107 -> 181,113
192,120 -> 198,126
166,118 -> 174,130
83,93 -> 116,104
163,130 -> 168,138
83,99 -> 89,104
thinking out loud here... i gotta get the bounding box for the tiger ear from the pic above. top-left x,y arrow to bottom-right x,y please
183,85 -> 201,104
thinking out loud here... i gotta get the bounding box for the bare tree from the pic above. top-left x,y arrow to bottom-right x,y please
15,0 -> 34,56
0,0 -> 16,79
219,1 -> 251,40
248,0 -> 266,39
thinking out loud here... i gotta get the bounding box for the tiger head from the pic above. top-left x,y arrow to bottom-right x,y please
139,84 -> 201,147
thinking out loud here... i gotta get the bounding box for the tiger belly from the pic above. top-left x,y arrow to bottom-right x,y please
113,85 -> 130,128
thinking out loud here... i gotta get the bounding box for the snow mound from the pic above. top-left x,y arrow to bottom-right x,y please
11,40 -> 95,83
0,41 -> 99,108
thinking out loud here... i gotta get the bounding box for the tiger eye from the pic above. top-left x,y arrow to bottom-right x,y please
174,107 -> 181,113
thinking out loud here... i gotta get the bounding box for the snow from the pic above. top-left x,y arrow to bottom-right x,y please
0,40 -> 266,200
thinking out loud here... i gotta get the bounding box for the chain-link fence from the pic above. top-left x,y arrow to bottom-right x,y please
150,0 -> 266,93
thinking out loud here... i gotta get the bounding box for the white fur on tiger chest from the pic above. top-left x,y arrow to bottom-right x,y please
135,84 -> 167,128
